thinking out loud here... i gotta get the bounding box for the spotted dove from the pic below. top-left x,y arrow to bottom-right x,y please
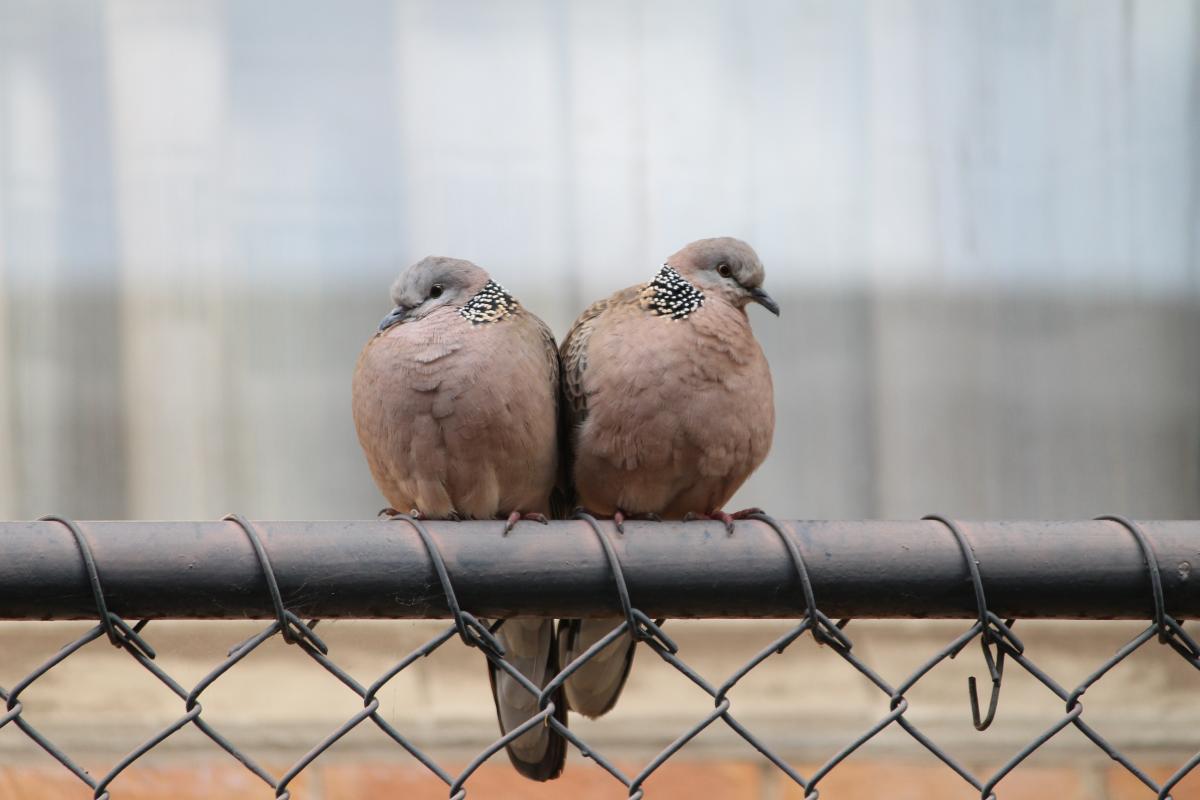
351,256 -> 566,780
558,236 -> 778,718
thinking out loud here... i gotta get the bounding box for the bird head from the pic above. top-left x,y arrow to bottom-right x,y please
379,256 -> 492,331
667,237 -> 779,317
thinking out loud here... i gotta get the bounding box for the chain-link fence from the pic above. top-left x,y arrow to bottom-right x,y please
1,514 -> 1198,799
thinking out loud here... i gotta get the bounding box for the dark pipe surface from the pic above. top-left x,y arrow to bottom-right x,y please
0,519 -> 1196,620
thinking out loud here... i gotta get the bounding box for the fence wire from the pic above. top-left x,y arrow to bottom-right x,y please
1,512 -> 1199,799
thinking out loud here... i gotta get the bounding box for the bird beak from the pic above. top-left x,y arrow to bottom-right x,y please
748,287 -> 780,317
378,306 -> 408,331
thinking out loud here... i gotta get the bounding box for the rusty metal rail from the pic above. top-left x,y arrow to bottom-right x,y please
0,518 -> 1197,621
2,513 -> 1199,799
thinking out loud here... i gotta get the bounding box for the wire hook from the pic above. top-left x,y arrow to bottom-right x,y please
925,515 -> 1019,732
968,628 -> 1007,731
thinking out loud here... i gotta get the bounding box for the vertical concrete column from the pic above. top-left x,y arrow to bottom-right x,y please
105,1 -> 230,518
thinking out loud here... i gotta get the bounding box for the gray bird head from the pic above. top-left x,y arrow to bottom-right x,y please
667,237 -> 779,316
378,256 -> 492,331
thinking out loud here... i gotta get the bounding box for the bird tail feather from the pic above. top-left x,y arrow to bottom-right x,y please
556,617 -> 636,719
488,617 -> 567,781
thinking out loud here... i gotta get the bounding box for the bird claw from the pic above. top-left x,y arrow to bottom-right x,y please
613,509 -> 661,534
503,511 -> 549,535
685,508 -> 763,535
684,511 -> 734,532
715,512 -> 737,535
378,507 -> 426,521
379,508 -> 464,523
571,507 -> 659,533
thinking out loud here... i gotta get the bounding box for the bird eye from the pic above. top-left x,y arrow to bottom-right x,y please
430,284 -> 444,299
717,263 -> 732,278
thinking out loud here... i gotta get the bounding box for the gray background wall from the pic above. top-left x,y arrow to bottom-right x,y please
1,0 -> 1197,522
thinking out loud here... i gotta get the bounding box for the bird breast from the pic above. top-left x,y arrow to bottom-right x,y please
582,300 -> 774,476
351,308 -> 558,519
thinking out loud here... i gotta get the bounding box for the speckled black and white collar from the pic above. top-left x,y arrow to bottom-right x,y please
643,264 -> 705,320
460,280 -> 518,324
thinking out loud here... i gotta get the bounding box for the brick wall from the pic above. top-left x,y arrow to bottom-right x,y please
2,758 -> 1198,799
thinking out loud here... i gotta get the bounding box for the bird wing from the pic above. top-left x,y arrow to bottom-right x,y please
556,286 -> 643,719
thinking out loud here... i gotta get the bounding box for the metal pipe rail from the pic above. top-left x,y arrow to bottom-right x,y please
1,518 -> 1196,620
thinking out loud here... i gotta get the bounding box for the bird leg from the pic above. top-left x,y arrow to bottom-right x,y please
569,507 -> 660,534
379,507 -> 464,522
684,507 -> 765,535
503,511 -> 550,535
613,509 -> 662,534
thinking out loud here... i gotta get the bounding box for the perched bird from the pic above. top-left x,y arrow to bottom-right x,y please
351,257 -> 566,780
558,236 -> 778,718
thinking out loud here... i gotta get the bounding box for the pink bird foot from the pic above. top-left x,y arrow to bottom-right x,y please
612,509 -> 662,534
503,511 -> 550,535
684,507 -> 765,535
379,508 -> 464,522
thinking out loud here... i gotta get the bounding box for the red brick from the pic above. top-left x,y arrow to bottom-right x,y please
776,762 -> 976,799
0,766 -> 91,800
319,761 -> 446,800
109,764 -> 314,800
321,758 -> 760,800
629,760 -> 760,800
984,766 -> 1088,800
1108,764 -> 1200,800
0,764 -> 313,800
775,761 -> 1087,800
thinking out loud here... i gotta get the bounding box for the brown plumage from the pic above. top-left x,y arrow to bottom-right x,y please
352,260 -> 559,521
558,236 -> 778,718
351,256 -> 566,781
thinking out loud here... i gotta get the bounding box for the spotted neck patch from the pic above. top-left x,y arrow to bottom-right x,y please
460,280 -> 519,324
640,264 -> 705,320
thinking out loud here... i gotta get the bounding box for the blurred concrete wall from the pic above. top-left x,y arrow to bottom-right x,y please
4,286 -> 1196,522
0,0 -> 1197,520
